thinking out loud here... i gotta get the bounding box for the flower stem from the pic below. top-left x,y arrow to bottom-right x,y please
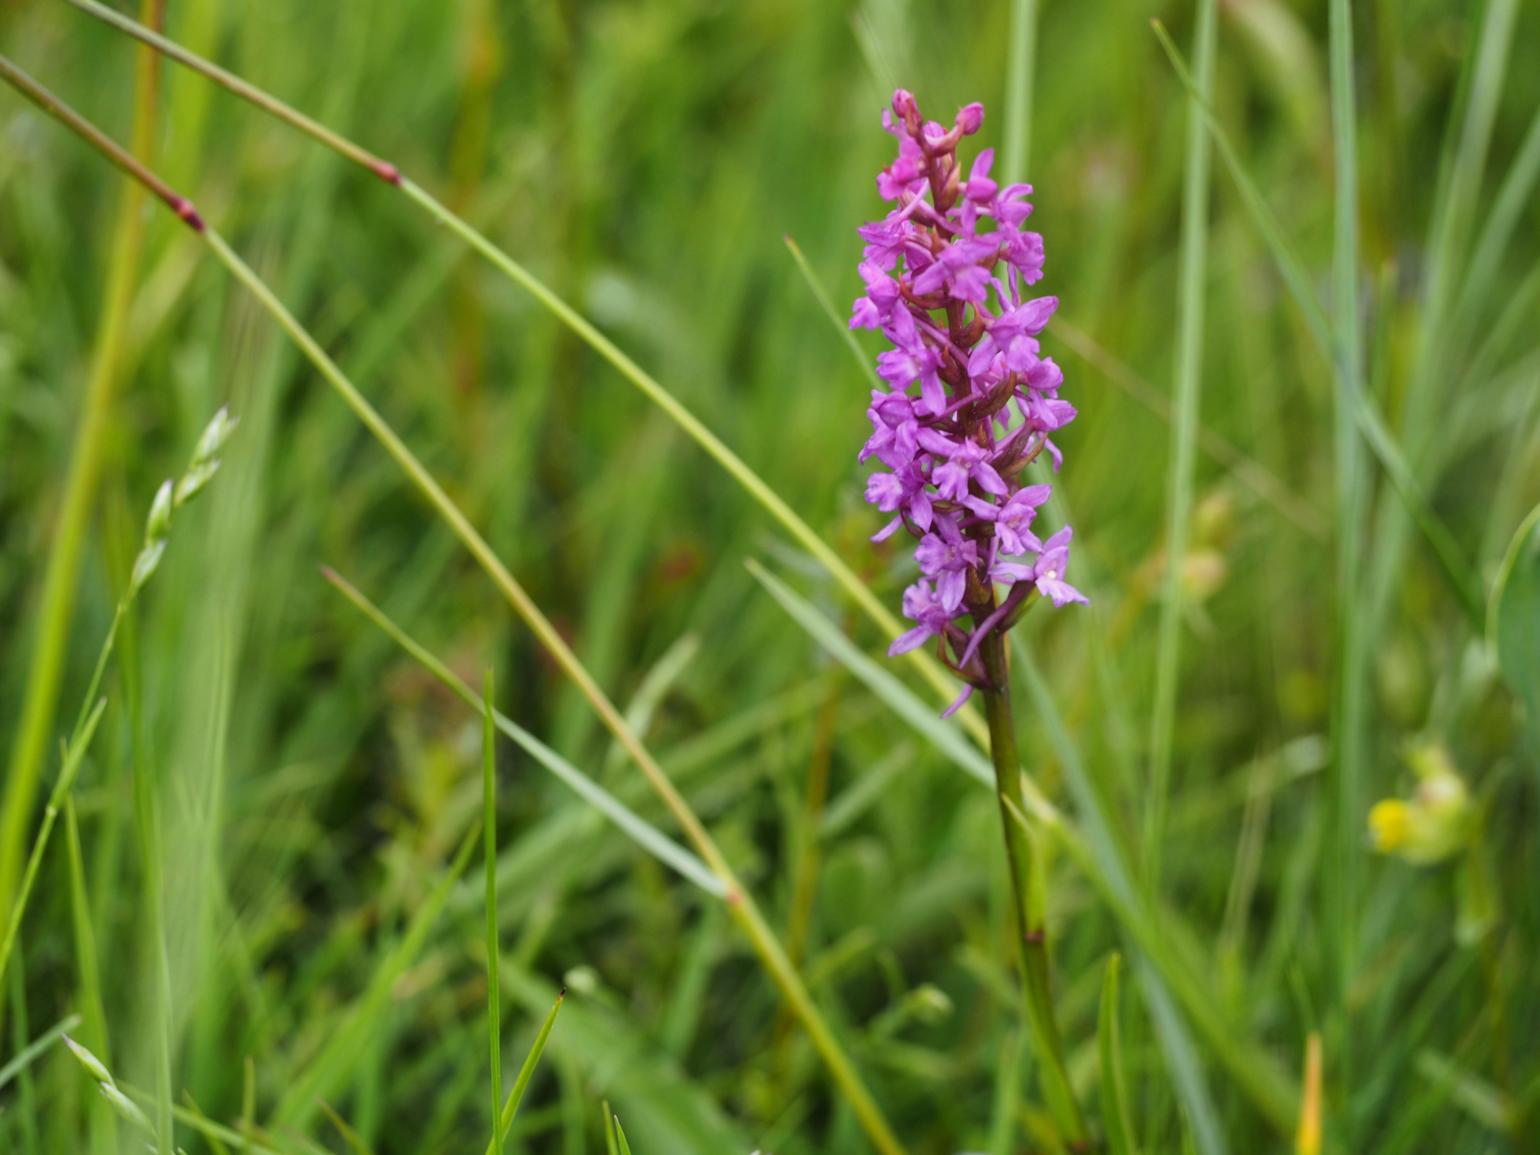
978,629 -> 1088,1148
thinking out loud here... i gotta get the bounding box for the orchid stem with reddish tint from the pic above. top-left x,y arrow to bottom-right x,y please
0,51 -> 905,1155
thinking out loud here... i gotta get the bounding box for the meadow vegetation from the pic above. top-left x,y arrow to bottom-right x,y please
1,1 -> 1537,1152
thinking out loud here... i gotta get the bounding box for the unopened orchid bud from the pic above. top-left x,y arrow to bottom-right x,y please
955,102 -> 984,135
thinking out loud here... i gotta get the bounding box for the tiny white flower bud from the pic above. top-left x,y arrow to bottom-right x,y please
174,460 -> 221,507
63,1035 -> 114,1085
192,406 -> 238,465
144,480 -> 174,543
130,540 -> 167,594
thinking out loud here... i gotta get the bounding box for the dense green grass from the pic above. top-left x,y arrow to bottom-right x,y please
2,0 -> 1539,1152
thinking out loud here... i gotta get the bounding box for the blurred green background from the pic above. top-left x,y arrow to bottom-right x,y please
1,0 -> 1538,1152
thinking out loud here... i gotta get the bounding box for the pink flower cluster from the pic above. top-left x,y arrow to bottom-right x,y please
854,90 -> 1084,713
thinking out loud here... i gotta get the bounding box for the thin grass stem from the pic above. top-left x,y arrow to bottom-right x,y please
1144,0 -> 1217,898
482,671 -> 504,1155
1326,0 -> 1368,1124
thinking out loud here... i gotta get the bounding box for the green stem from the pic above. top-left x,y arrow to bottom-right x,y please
0,54 -> 905,1155
1144,0 -> 1216,897
979,631 -> 1088,1147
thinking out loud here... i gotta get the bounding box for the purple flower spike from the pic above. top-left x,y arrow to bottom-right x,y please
854,90 -> 1085,709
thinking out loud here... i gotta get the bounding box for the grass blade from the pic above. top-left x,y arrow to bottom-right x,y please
487,988 -> 565,1152
0,1013 -> 81,1095
746,560 -> 991,789
1145,0 -> 1218,896
1098,955 -> 1138,1155
0,698 -> 108,995
483,670 -> 504,1154
1325,0 -> 1368,1118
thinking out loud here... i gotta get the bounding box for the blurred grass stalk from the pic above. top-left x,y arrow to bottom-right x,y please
1143,0 -> 1217,896
0,53 -> 907,1155
0,0 -> 163,947
1326,0 -> 1368,1122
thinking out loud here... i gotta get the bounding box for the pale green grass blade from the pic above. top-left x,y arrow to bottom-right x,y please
746,560 -> 990,789
0,1013 -> 80,1095
322,567 -> 725,897
1000,0 -> 1038,182
1145,0 -> 1217,896
602,1100 -> 619,1155
614,1116 -> 634,1155
1453,103 -> 1540,341
1098,955 -> 1138,1155
487,988 -> 565,1153
1326,0 -> 1368,1120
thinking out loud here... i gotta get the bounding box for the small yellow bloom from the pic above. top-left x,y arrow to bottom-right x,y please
1367,744 -> 1473,865
1368,799 -> 1412,853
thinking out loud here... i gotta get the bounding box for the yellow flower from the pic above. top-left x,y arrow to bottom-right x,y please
1366,744 -> 1473,865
